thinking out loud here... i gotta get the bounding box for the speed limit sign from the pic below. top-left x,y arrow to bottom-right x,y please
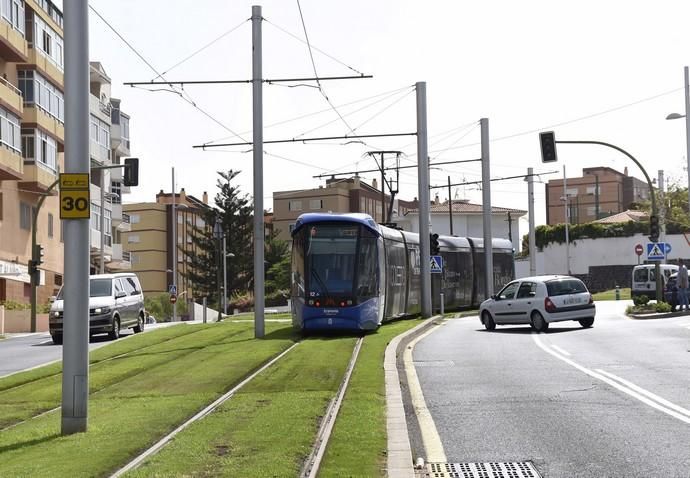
60,173 -> 91,219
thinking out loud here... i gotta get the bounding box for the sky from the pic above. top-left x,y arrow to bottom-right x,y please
84,0 -> 690,234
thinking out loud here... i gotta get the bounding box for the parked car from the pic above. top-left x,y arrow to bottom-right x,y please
49,273 -> 146,345
479,275 -> 595,332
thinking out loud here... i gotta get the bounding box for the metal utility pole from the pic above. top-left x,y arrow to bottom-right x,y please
171,167 -> 177,322
659,169 -> 666,260
447,176 -> 453,235
416,82 -> 431,317
685,66 -> 690,215
594,175 -> 600,219
563,165 -> 571,274
99,171 -> 105,273
252,5 -> 265,337
527,168 -> 536,276
481,118 -> 493,298
223,235 -> 227,315
62,0 -> 90,435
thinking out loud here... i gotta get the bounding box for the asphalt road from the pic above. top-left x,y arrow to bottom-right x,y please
412,301 -> 690,478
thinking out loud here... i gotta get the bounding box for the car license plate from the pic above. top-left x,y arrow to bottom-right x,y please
563,296 -> 583,305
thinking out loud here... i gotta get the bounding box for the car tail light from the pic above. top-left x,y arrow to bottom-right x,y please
314,300 -> 321,308
588,294 -> 593,304
544,297 -> 557,312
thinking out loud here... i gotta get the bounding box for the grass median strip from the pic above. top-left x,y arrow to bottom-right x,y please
0,322 -> 297,477
123,335 -> 358,477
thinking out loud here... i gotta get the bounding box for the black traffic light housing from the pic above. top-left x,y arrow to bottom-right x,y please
430,233 -> 440,255
539,131 -> 558,163
649,214 -> 659,243
33,244 -> 44,265
123,157 -> 139,187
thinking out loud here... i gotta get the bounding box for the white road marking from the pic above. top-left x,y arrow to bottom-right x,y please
532,334 -> 690,425
550,345 -> 571,356
595,369 -> 690,418
404,323 -> 447,463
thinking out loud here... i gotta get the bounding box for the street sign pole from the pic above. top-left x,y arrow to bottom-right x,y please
62,0 -> 90,435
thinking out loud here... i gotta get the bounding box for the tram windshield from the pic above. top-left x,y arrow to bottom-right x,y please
304,223 -> 377,298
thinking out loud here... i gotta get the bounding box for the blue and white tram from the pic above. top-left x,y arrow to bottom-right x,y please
290,212 -> 514,332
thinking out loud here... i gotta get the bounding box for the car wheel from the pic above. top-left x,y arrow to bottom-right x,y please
530,311 -> 549,332
133,314 -> 144,333
108,316 -> 120,340
51,334 -> 62,345
482,311 -> 496,331
579,317 -> 594,328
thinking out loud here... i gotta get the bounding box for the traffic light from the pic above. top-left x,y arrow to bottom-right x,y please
123,157 -> 139,187
33,244 -> 44,266
430,233 -> 440,255
649,214 -> 659,242
539,131 -> 558,163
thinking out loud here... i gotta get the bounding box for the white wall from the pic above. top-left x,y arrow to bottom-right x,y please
516,233 -> 690,276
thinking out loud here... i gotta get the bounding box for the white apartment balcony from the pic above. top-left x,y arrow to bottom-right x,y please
89,93 -> 111,124
89,228 -> 113,259
0,19 -> 29,62
107,245 -> 131,271
0,75 -> 23,115
110,123 -> 130,157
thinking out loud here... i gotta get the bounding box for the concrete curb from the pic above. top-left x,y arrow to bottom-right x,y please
385,317 -> 440,478
629,310 -> 690,320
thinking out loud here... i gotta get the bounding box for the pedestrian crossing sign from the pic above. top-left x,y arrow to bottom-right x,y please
430,255 -> 443,274
646,242 -> 665,261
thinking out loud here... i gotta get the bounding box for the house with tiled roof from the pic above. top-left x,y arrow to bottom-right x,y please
593,209 -> 648,224
391,198 -> 527,253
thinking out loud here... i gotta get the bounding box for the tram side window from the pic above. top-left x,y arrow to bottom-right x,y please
356,234 -> 378,297
292,229 -> 306,298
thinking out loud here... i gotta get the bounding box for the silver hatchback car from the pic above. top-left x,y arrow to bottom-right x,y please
479,275 -> 595,332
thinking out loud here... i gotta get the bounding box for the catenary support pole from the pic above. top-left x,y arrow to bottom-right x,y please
481,118 -> 493,298
685,66 -> 690,215
99,171 -> 105,273
563,165 -> 571,274
447,176 -> 453,235
172,167 -> 177,322
528,167 -> 536,276
62,0 -> 90,435
252,5 -> 265,337
416,82 -> 431,317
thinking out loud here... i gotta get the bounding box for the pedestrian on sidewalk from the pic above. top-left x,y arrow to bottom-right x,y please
677,259 -> 689,311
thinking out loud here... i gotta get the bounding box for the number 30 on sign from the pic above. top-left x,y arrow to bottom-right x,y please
59,173 -> 91,219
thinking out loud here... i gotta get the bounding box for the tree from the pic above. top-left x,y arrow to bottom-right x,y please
265,227 -> 290,294
182,170 -> 254,307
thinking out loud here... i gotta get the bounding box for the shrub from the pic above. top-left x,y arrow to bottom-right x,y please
266,289 -> 289,307
229,290 -> 254,311
144,293 -> 188,322
655,301 -> 672,313
632,295 -> 649,306
0,300 -> 30,310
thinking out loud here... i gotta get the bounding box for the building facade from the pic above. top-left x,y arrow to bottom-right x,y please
272,176 -> 418,242
0,1 -> 134,304
393,199 -> 526,253
123,189 -> 209,297
545,166 -> 650,225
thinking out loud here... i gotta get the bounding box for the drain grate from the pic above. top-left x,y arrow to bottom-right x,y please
424,462 -> 541,478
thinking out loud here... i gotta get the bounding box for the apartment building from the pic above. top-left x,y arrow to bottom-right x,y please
545,166 -> 650,225
0,0 -> 65,304
123,189 -> 209,297
272,176 -> 418,242
0,1 -> 134,304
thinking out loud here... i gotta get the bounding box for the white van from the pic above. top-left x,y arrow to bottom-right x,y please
631,264 -> 678,300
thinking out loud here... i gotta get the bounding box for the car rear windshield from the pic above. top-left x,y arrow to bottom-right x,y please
546,279 -> 587,296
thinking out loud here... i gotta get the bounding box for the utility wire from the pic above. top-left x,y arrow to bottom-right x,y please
89,5 -> 248,143
264,18 -> 364,76
151,19 -> 249,81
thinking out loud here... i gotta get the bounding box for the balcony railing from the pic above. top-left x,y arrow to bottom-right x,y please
122,212 -> 130,224
0,75 -> 22,97
122,251 -> 131,262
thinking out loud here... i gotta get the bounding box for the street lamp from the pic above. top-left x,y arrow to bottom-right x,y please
665,65 -> 690,215
213,219 -> 223,321
224,252 -> 235,315
559,192 -> 577,275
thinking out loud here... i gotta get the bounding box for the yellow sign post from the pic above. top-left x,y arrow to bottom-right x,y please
59,173 -> 90,219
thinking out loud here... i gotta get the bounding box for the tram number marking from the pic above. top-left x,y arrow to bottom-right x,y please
60,190 -> 91,219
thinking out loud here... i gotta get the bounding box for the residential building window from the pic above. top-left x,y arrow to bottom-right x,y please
129,213 -> 140,224
20,201 -> 31,230
111,182 -> 121,204
587,206 -> 597,217
90,202 -> 101,231
0,192 -> 3,220
48,213 -> 53,237
566,188 -> 578,197
288,223 -> 295,233
586,186 -> 600,195
309,199 -> 322,210
18,70 -> 64,123
127,234 -> 140,244
1,0 -> 24,34
22,128 -> 57,171
104,208 -> 112,245
55,273 -> 62,286
0,107 -> 21,154
122,115 -> 130,149
289,200 -> 302,211
89,114 -> 110,163
30,13 -> 64,71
